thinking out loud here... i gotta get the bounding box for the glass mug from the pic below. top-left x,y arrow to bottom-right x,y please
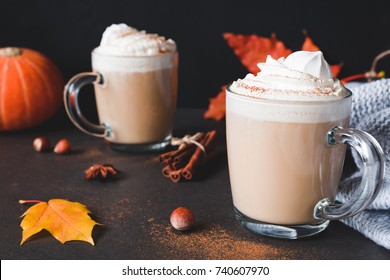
64,50 -> 178,152
226,86 -> 384,239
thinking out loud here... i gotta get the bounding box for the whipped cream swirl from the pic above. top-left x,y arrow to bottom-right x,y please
94,23 -> 176,56
230,51 -> 348,101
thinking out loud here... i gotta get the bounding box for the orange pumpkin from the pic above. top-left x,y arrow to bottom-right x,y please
0,47 -> 64,131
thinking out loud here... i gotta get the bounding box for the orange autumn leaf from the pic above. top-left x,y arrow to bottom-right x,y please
205,32 -> 291,120
330,64 -> 342,78
19,199 -> 101,245
301,34 -> 320,52
223,32 -> 292,74
203,85 -> 226,121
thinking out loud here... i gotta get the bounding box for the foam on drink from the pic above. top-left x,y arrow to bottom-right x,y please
94,23 -> 176,56
93,24 -> 176,73
228,51 -> 350,123
230,51 -> 347,100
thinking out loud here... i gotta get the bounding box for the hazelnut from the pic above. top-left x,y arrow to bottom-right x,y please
170,207 -> 196,231
33,137 -> 51,152
53,138 -> 71,154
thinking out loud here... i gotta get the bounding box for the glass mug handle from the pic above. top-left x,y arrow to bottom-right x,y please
314,126 -> 384,220
64,72 -> 109,138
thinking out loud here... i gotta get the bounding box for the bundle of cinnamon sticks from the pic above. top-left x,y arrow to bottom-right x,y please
159,130 -> 218,182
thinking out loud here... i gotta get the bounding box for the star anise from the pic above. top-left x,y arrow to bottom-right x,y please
84,164 -> 120,181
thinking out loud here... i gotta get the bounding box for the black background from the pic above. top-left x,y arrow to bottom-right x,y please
1,0 -> 390,108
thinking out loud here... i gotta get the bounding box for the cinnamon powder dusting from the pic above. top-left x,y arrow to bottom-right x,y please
146,221 -> 283,260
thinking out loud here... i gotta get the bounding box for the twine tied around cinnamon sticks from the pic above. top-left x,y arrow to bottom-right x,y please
159,130 -> 218,183
170,132 -> 206,154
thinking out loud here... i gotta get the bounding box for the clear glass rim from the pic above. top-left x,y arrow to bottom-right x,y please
226,83 -> 352,105
91,48 -> 178,59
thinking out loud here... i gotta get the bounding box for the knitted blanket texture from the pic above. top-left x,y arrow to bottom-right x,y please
338,79 -> 390,250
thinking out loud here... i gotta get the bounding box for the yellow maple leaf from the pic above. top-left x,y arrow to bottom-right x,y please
19,199 -> 101,245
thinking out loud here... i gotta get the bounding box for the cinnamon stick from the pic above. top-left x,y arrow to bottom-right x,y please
162,165 -> 173,178
159,130 -> 218,182
181,130 -> 217,180
169,169 -> 182,183
159,151 -> 173,162
173,145 -> 197,163
172,158 -> 188,170
159,143 -> 195,162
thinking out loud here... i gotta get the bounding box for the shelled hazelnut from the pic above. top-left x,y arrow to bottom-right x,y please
53,139 -> 71,154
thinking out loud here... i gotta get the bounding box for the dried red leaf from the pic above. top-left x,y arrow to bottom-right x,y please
203,85 -> 226,121
223,32 -> 292,74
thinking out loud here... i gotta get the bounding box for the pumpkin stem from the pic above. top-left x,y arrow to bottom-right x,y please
19,199 -> 44,204
0,47 -> 23,57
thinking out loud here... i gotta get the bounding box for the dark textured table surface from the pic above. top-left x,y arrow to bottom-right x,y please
1,109 -> 389,260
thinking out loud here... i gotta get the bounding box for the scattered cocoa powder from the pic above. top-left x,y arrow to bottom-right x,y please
145,220 -> 283,259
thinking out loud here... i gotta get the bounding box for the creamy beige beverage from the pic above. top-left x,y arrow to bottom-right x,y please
91,24 -> 178,146
227,51 -> 350,226
92,54 -> 178,144
227,99 -> 349,225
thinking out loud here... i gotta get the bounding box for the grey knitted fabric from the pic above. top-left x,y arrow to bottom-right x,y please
337,79 -> 390,250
